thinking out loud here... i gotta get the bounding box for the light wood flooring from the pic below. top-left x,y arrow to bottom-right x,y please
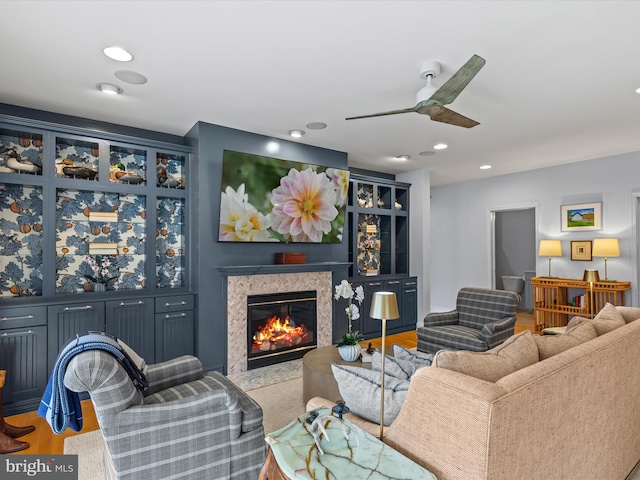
7,309 -> 535,455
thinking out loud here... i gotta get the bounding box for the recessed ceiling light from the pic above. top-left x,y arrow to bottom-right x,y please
114,70 -> 148,85
395,155 -> 410,161
103,46 -> 133,62
266,141 -> 279,153
433,143 -> 448,150
96,83 -> 123,95
636,87 -> 640,94
419,151 -> 436,156
306,122 -> 327,130
480,165 -> 492,170
289,130 -> 305,138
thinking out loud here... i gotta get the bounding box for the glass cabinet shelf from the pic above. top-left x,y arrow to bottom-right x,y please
0,183 -> 43,297
156,152 -> 186,189
55,137 -> 99,181
156,197 -> 186,288
110,146 -> 147,186
55,189 -> 146,293
347,174 -> 410,278
0,128 -> 43,176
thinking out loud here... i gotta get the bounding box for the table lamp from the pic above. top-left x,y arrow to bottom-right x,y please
583,269 -> 600,318
592,238 -> 619,282
369,291 -> 399,439
538,240 -> 562,277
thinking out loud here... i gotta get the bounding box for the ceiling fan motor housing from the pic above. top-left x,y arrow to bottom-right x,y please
416,60 -> 441,103
419,60 -> 441,80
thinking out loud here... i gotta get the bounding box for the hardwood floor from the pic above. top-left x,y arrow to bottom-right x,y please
7,310 -> 535,456
4,399 -> 99,456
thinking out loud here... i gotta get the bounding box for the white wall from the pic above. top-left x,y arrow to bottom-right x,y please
397,169 -> 430,325
429,151 -> 640,311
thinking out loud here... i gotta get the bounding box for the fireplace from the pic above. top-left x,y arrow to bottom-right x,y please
247,290 -> 317,369
224,270 -> 335,377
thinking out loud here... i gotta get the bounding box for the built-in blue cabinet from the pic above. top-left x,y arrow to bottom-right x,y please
0,116 -> 194,415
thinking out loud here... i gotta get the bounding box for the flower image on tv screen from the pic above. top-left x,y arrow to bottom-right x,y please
218,150 -> 349,243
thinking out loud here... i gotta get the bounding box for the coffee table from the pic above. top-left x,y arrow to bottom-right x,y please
259,406 -> 436,480
302,345 -> 371,403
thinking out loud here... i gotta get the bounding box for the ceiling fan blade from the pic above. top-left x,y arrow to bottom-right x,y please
345,107 -> 416,120
425,105 -> 480,128
430,54 -> 486,106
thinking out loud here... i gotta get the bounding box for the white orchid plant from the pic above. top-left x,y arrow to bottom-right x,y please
334,279 -> 365,345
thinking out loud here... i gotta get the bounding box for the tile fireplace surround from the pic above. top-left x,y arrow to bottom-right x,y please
225,270 -> 334,376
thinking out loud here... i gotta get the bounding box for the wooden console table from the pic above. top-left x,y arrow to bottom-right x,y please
531,277 -> 631,333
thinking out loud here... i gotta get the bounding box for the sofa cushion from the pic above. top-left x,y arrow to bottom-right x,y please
370,346 -> 434,380
533,321 -> 598,360
331,364 -> 409,425
566,303 -> 626,336
392,344 -> 435,368
432,330 -> 538,382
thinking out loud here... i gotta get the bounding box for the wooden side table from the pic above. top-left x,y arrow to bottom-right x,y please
259,406 -> 436,480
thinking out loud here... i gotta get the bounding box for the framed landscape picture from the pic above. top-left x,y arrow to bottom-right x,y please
561,202 -> 602,232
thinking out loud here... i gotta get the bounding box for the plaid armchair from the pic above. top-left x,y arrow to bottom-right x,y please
64,351 -> 265,480
417,287 -> 520,354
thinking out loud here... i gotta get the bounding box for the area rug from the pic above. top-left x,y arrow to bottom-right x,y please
64,373 -> 304,480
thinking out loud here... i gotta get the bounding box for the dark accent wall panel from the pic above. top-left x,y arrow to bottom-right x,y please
186,122 -> 349,373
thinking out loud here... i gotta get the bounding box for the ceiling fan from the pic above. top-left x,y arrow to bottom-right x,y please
346,54 -> 486,128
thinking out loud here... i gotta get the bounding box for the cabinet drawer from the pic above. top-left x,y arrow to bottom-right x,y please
402,278 -> 417,288
0,306 -> 47,329
155,294 -> 194,313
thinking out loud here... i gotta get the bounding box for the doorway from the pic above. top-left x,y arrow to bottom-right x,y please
491,205 -> 537,309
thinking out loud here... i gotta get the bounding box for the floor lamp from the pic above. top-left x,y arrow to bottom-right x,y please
583,269 -> 600,318
369,291 -> 399,439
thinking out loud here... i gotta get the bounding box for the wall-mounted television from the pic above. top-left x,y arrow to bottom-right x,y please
218,150 -> 349,243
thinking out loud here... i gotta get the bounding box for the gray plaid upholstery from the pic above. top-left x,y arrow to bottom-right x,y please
64,351 -> 265,479
417,287 -> 520,354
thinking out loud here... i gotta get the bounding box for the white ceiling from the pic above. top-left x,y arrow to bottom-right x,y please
3,1 -> 640,186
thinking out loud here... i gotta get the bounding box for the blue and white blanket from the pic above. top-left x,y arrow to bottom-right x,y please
38,331 -> 147,434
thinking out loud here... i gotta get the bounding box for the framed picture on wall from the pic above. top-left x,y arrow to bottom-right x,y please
571,240 -> 592,261
561,202 -> 602,232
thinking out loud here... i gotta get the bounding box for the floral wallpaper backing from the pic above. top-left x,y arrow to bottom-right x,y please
156,197 -> 186,288
55,189 -> 146,293
356,214 -> 381,274
0,129 -> 43,175
0,184 -> 43,297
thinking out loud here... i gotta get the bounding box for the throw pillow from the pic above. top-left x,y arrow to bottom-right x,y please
331,364 -> 409,425
565,303 -> 626,336
533,321 -> 597,360
370,351 -> 419,380
432,330 -> 539,382
392,344 -> 434,368
592,303 -> 626,334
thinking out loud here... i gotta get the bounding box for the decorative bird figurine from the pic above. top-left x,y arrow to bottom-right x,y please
3,148 -> 41,173
377,197 -> 385,208
394,200 -> 403,210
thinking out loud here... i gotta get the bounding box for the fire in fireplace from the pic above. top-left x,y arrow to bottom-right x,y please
247,290 -> 317,369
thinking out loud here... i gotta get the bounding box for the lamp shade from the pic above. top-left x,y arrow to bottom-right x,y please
583,269 -> 600,283
369,292 -> 400,320
592,238 -> 620,257
538,240 -> 562,257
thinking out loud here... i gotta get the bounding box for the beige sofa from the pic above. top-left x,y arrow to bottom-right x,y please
308,306 -> 640,480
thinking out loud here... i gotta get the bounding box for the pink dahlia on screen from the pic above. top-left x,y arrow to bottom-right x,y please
270,168 -> 338,242
326,168 -> 350,207
219,184 -> 273,241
